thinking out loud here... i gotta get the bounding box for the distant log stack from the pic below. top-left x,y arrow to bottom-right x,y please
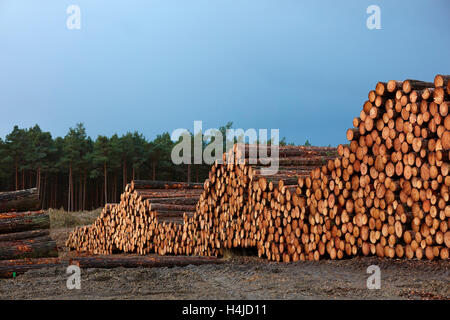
67,75 -> 449,262
0,188 -> 57,263
66,182 -> 204,255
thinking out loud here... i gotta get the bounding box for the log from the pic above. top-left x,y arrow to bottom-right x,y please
145,197 -> 199,205
69,255 -> 223,269
0,188 -> 41,213
387,80 -> 403,93
402,80 -> 435,94
0,258 -> 63,278
242,145 -> 337,158
434,74 -> 450,88
0,229 -> 50,242
0,210 -> 50,234
0,236 -> 58,260
131,181 -> 203,190
149,203 -> 196,212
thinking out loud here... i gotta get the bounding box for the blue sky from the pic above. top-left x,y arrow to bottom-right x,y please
1,0 -> 449,146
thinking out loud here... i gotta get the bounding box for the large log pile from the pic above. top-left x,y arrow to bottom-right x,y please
67,75 -> 449,262
0,188 -> 57,262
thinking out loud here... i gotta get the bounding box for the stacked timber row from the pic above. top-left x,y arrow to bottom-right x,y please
66,146 -> 336,258
192,144 -> 338,260
0,188 -> 58,260
66,181 -> 204,255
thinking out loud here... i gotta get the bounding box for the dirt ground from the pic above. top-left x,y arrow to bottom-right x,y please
0,227 -> 448,300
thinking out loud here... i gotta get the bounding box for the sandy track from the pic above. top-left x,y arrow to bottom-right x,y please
1,227 -> 447,300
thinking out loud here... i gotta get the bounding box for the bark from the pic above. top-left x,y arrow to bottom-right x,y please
70,256 -> 223,269
15,161 -> 18,191
0,210 -> 49,234
68,163 -> 72,212
104,162 -> 108,204
131,180 -> 203,190
0,236 -> 58,260
149,203 -> 196,212
0,258 -> 63,278
0,188 -> 41,213
0,229 -> 50,242
123,159 -> 127,190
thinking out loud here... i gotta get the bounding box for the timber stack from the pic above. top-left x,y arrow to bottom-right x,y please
67,74 -> 449,262
66,146 -> 336,257
66,181 -> 204,255
0,188 -> 58,261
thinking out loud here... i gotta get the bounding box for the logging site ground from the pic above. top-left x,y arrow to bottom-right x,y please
0,209 -> 448,300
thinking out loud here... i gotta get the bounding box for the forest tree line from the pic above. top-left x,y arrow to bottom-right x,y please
0,122 -> 298,211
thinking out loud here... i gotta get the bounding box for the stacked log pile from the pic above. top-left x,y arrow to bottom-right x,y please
0,188 -> 57,262
67,75 -> 449,262
67,146 -> 336,258
66,181 -> 204,256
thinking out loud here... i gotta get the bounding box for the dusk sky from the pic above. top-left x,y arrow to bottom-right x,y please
1,0 -> 449,146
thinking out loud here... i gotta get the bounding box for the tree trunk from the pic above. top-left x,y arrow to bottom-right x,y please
54,175 -> 58,209
15,161 -> 18,191
123,159 -> 127,190
83,172 -> 87,211
152,160 -> 156,180
68,163 -> 72,212
41,172 -> 47,209
115,173 -> 118,203
36,167 -> 41,199
71,167 -> 74,212
104,162 -> 108,205
131,180 -> 203,190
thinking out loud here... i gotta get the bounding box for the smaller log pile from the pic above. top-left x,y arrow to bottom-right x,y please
66,181 -> 204,256
0,188 -> 57,262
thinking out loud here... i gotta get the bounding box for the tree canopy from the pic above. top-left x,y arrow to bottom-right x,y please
0,123 -> 298,211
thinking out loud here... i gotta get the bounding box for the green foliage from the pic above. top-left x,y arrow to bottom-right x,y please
304,139 -> 311,146
0,122 -> 237,209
